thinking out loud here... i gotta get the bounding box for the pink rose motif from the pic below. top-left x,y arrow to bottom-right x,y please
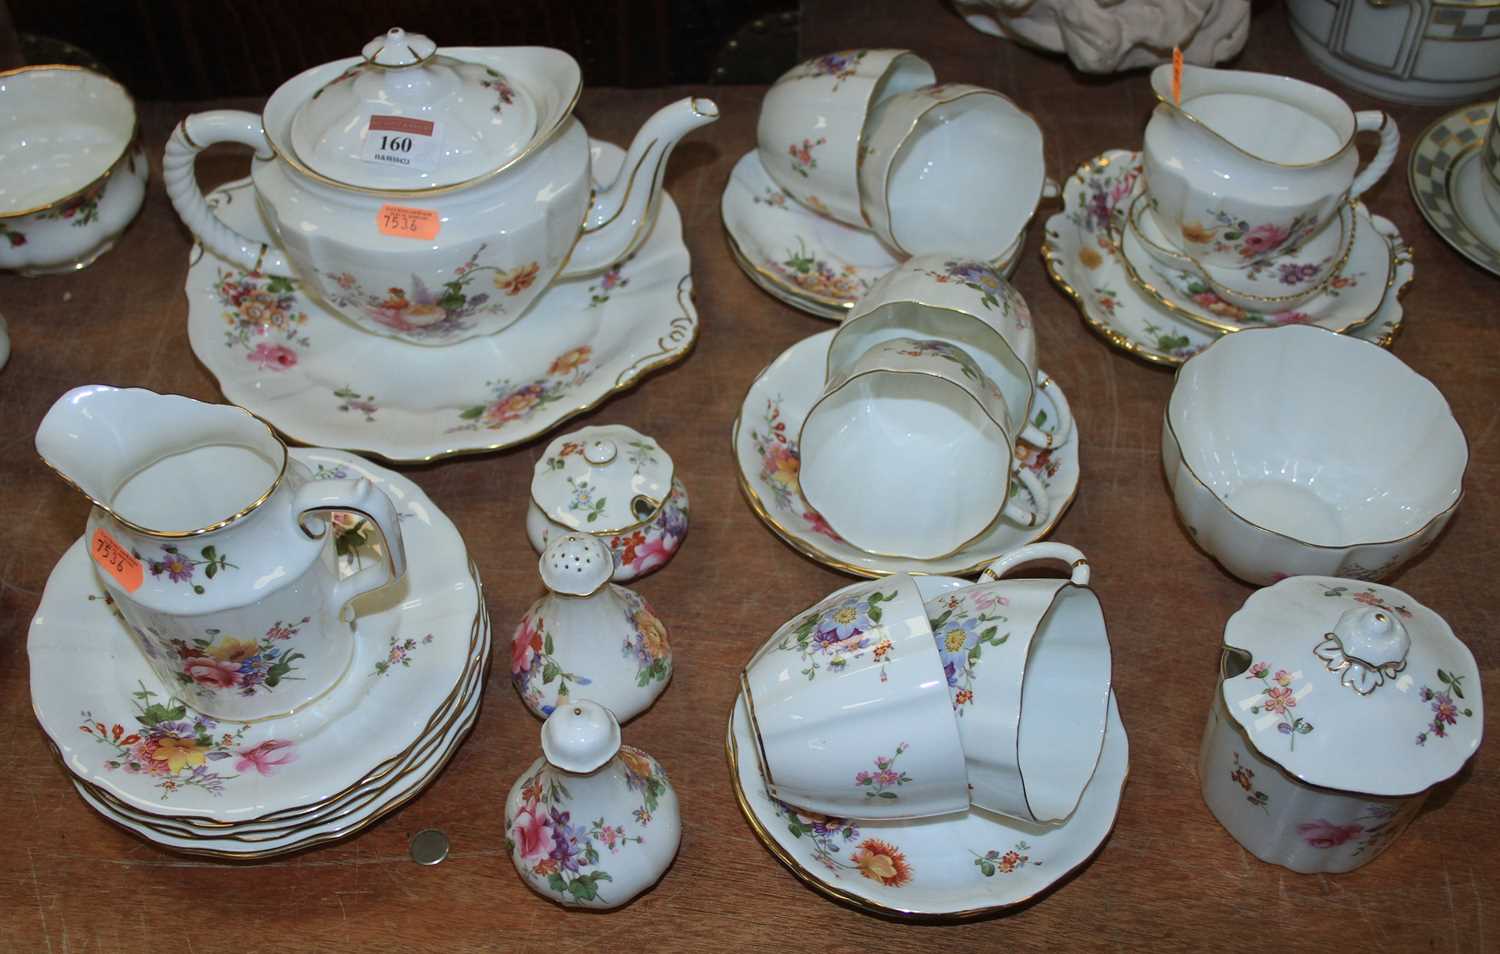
235,739 -> 296,775
247,342 -> 298,371
1298,818 -> 1362,849
512,804 -> 555,863
185,657 -> 242,688
1240,223 -> 1290,258
512,615 -> 541,676
627,532 -> 677,576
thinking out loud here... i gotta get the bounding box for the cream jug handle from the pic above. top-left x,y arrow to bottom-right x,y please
163,110 -> 291,276
292,478 -> 409,622
1348,111 -> 1399,200
978,542 -> 1089,585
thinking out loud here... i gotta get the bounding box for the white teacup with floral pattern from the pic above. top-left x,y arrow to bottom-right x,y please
800,336 -> 1051,561
36,385 -> 407,723
756,49 -> 935,226
740,573 -> 969,820
830,253 -> 1072,449
927,543 -> 1112,823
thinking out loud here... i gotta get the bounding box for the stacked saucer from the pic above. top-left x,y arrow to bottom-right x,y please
30,448 -> 489,859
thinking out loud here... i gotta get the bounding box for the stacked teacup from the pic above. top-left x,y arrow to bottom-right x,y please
1135,63 -> 1400,315
740,543 -> 1112,827
757,50 -> 1045,264
795,255 -> 1071,561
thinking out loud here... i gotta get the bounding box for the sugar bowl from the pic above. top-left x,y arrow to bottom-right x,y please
525,425 -> 688,582
1201,576 -> 1483,873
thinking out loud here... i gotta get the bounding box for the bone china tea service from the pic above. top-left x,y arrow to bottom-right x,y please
165,27 -> 717,345
0,66 -> 148,275
1201,577 -> 1482,873
1162,325 -> 1467,586
37,386 -> 409,723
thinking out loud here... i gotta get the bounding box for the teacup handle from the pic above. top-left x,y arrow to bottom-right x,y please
292,478 -> 409,622
1348,111 -> 1399,201
162,110 -> 291,276
1018,371 -> 1074,450
978,542 -> 1090,585
1001,463 -> 1051,529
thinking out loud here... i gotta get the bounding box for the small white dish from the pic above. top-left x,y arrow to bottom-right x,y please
1409,102 -> 1500,278
729,573 -> 1128,920
31,448 -> 485,825
186,140 -> 697,463
722,149 -> 1020,320
732,329 -> 1078,577
0,66 -> 148,276
1042,150 -> 1412,367
1163,324 -> 1467,585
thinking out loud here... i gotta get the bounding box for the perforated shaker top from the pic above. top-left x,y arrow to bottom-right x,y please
539,532 -> 613,596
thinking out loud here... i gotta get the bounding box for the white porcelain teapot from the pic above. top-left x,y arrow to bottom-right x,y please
164,28 -> 718,346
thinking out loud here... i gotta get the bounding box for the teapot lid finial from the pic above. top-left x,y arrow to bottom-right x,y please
362,27 -> 437,67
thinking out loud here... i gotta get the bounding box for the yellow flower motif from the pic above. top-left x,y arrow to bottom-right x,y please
943,628 -> 966,653
208,637 -> 260,663
153,736 -> 208,774
1078,246 -> 1102,270
636,609 -> 670,660
1180,220 -> 1215,245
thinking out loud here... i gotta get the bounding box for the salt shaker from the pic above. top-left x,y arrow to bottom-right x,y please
511,533 -> 672,721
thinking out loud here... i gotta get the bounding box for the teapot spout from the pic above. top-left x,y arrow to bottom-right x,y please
562,96 -> 718,277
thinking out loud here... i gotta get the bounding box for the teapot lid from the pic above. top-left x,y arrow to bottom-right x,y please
531,425 -> 674,535
287,27 -> 539,190
1221,576 -> 1483,797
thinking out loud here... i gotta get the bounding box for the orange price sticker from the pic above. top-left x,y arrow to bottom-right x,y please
377,204 -> 441,241
91,527 -> 143,592
1171,47 -> 1183,105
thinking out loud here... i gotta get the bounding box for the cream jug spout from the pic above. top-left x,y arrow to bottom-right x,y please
561,96 -> 718,277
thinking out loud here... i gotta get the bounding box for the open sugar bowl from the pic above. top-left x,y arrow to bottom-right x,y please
526,425 -> 688,582
0,66 -> 148,275
1162,325 -> 1467,585
1201,576 -> 1482,873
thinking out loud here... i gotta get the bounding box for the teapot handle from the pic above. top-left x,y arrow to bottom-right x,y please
977,542 -> 1089,585
292,478 -> 408,622
163,110 -> 291,276
1348,110 -> 1399,201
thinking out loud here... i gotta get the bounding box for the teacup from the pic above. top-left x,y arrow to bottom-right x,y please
857,83 -> 1044,261
1126,192 -> 1354,314
1142,64 -> 1398,271
0,66 -> 148,276
926,543 -> 1111,822
756,50 -> 935,226
740,573 -> 970,820
799,336 -> 1050,560
1480,98 -> 1500,222
830,253 -> 1072,449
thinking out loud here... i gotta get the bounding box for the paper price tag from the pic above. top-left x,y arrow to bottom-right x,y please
91,527 -> 143,592
377,204 -> 441,240
361,115 -> 439,172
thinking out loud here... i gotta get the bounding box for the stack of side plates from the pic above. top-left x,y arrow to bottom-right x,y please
29,448 -> 489,860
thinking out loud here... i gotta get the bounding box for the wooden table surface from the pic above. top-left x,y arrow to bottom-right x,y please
2,4 -> 1496,951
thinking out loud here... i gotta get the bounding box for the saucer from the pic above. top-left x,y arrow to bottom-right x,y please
31,448 -> 485,824
732,329 -> 1078,577
1409,102 -> 1500,277
186,141 -> 698,463
73,645 -> 486,859
1123,198 -> 1393,335
729,575 -> 1127,920
1042,150 -> 1413,367
722,150 -> 1020,321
